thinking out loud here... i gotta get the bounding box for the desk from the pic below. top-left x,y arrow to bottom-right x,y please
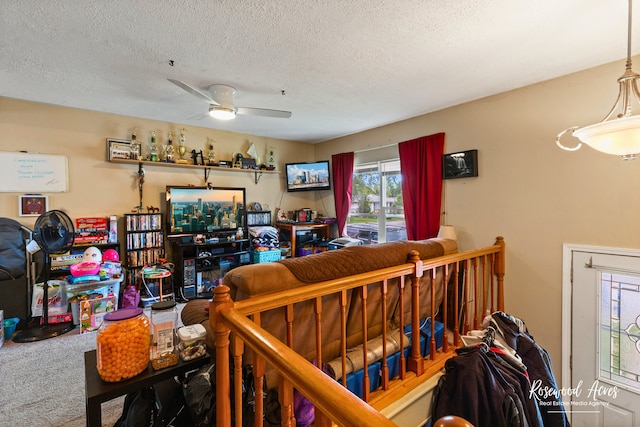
84,349 -> 209,427
276,222 -> 330,257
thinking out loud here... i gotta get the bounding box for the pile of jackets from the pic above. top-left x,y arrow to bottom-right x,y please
432,312 -> 569,427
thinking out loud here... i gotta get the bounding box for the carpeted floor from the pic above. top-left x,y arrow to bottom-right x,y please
0,327 -> 124,427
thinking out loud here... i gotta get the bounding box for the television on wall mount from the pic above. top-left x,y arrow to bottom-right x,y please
442,149 -> 478,179
285,160 -> 332,192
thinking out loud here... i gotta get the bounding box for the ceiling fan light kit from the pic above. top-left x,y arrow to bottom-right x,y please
209,105 -> 236,120
556,0 -> 640,160
168,79 -> 292,121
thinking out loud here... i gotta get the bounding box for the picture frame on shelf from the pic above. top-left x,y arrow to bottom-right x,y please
107,138 -> 139,161
19,194 -> 48,217
442,149 -> 478,179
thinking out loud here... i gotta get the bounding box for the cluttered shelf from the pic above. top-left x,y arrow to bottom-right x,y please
109,158 -> 278,184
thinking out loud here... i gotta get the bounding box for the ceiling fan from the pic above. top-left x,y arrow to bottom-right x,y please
168,79 -> 292,120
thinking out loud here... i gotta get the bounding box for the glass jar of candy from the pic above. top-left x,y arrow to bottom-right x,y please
96,308 -> 150,382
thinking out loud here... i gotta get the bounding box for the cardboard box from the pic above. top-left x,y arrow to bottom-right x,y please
79,295 -> 116,333
39,313 -> 73,325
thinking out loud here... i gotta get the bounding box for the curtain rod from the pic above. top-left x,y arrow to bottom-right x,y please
354,142 -> 398,154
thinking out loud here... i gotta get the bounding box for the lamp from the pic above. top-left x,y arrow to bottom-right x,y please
209,105 -> 236,120
437,225 -> 457,241
556,0 -> 640,160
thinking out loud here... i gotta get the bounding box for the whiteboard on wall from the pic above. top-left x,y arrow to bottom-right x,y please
0,151 -> 69,192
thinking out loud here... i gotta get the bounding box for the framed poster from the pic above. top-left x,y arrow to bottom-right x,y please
19,195 -> 48,217
442,149 -> 478,179
107,138 -> 139,161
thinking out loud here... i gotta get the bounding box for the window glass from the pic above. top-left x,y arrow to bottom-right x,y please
347,160 -> 406,244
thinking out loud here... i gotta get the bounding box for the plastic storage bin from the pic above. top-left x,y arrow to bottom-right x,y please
150,300 -> 178,370
96,308 -> 151,382
252,249 -> 281,263
178,323 -> 208,361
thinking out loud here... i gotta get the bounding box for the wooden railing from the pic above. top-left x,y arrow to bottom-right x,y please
211,237 -> 505,426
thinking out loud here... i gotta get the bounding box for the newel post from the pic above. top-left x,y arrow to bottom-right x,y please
211,285 -> 234,427
494,236 -> 505,312
407,250 -> 424,376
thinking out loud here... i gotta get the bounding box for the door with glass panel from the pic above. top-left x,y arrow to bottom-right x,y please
571,248 -> 640,426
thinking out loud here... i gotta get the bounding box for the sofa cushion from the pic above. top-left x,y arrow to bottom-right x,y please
278,239 -> 445,283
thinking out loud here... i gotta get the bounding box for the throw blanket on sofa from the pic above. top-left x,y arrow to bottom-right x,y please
278,240 -> 445,283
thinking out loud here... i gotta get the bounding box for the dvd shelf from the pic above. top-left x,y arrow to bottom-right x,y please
124,213 -> 165,285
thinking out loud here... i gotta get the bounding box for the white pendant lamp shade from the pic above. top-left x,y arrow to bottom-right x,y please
573,115 -> 640,158
556,0 -> 640,160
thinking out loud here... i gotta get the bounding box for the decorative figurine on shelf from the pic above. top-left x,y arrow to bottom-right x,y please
176,128 -> 188,164
147,206 -> 160,213
164,131 -> 175,163
130,128 -> 140,160
191,149 -> 204,166
207,138 -> 216,165
267,147 -> 276,170
149,130 -> 159,162
235,227 -> 244,240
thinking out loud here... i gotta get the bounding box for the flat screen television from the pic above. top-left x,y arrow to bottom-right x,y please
285,160 -> 332,192
165,186 -> 246,237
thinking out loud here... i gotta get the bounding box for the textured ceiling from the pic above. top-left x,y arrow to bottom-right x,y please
1,0 -> 638,143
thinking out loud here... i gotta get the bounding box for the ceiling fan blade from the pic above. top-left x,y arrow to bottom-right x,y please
168,79 -> 217,105
236,107 -> 292,118
187,111 -> 212,121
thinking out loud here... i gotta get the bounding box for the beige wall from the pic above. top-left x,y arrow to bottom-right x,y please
316,55 -> 640,382
0,97 -> 320,230
3,55 -> 638,381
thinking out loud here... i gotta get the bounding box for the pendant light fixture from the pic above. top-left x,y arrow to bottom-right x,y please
556,0 -> 640,160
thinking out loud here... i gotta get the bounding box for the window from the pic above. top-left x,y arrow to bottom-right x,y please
347,159 -> 406,244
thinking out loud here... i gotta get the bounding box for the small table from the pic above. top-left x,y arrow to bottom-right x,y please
84,349 -> 209,427
276,222 -> 330,257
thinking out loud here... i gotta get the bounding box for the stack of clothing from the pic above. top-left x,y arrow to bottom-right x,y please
432,311 -> 569,427
248,226 -> 279,250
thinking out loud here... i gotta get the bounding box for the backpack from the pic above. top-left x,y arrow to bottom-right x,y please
0,218 -> 29,280
114,386 -> 156,427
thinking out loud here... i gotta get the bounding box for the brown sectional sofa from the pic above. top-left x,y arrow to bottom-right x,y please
181,237 -> 457,367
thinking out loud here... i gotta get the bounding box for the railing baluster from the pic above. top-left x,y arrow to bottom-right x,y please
232,334 -> 244,427
407,250 -> 423,375
380,279 -> 389,390
339,290 -> 348,386
315,297 -> 323,367
429,267 -> 436,360
453,261 -> 461,346
463,260 -> 470,334
490,253 -> 495,313
442,264 -> 449,354
254,351 -> 265,426
361,284 -> 370,401
211,286 -> 233,427
286,304 -> 294,348
481,255 -> 487,322
496,236 -> 505,311
279,379 -> 294,427
398,276 -> 406,380
473,257 -> 479,330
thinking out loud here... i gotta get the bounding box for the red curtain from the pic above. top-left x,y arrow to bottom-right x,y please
398,133 -> 445,240
331,152 -> 354,236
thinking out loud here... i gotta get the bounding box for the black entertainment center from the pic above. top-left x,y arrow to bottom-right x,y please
165,185 -> 250,300
170,237 -> 251,300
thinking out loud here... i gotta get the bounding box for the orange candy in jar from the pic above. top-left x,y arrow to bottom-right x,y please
96,308 -> 151,382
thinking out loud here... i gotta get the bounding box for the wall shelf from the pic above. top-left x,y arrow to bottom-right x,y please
109,158 -> 277,184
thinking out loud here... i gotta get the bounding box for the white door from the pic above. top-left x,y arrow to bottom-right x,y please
570,247 -> 640,426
